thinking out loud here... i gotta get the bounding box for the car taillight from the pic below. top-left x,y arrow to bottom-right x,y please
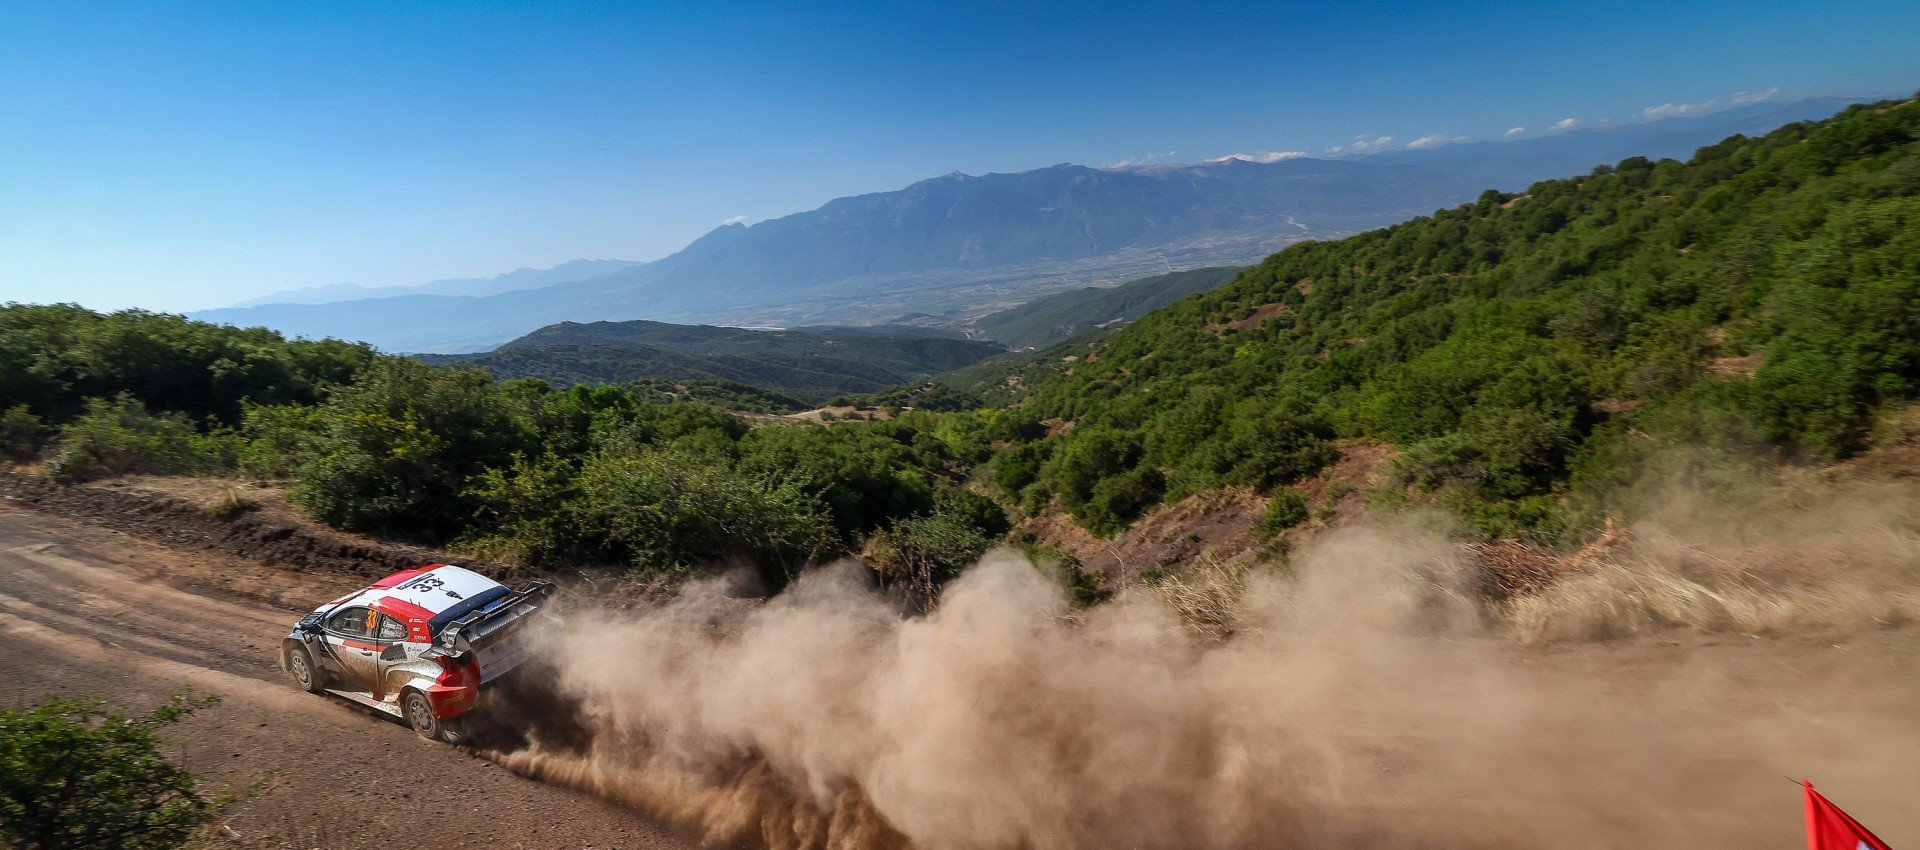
432,654 -> 479,689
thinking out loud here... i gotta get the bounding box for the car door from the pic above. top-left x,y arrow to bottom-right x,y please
321,606 -> 384,693
368,613 -> 415,702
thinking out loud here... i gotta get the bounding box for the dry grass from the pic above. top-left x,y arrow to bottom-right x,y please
205,487 -> 259,519
1502,540 -> 1920,644
1150,555 -> 1250,638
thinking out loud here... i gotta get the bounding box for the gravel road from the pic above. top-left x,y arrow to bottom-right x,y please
0,504 -> 701,850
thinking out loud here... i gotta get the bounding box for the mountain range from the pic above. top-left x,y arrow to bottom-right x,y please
227,258 -> 646,308
191,95 -> 1868,354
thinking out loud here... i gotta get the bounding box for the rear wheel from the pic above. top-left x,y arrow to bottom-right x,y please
403,690 -> 468,745
287,644 -> 325,693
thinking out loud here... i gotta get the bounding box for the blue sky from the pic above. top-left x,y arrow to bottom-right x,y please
1,1 -> 1915,312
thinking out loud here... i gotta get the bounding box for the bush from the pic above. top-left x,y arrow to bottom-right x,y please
0,693 -> 222,850
1255,488 -> 1310,539
235,402 -> 327,479
1214,407 -> 1338,490
1457,405 -> 1580,498
736,422 -> 943,540
571,449 -> 833,582
1,404 -> 48,460
1050,427 -> 1144,520
291,360 -> 534,538
992,441 -> 1048,496
1079,466 -> 1166,536
46,395 -> 231,483
460,452 -> 583,567
933,484 -> 1010,537
864,508 -> 995,607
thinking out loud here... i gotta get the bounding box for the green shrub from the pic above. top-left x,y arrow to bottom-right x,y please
1255,488 -> 1310,539
46,395 -> 231,483
291,360 -> 535,538
736,421 -> 944,540
933,484 -> 1009,537
1060,558 -> 1111,607
571,449 -> 833,581
0,693 -> 223,850
1,404 -> 48,460
1052,428 -> 1134,502
235,402 -> 328,478
1079,466 -> 1165,536
1213,407 -> 1338,491
459,452 -> 583,567
865,508 -> 996,606
992,441 -> 1048,494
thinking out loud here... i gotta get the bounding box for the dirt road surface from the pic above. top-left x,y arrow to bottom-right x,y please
0,503 -> 701,850
6,489 -> 1919,849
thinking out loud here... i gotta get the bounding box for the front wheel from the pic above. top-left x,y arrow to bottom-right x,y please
287,644 -> 325,694
403,690 -> 468,745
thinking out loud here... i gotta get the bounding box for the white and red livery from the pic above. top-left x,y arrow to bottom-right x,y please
279,564 -> 553,742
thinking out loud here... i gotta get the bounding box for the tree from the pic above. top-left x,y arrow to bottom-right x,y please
292,360 -> 534,538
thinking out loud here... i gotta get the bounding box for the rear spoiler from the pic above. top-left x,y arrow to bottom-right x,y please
433,580 -> 554,656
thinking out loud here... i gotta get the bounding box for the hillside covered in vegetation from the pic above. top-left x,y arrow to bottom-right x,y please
970,266 -> 1243,348
998,96 -> 1920,537
421,319 -> 1005,404
3,96 -> 1916,595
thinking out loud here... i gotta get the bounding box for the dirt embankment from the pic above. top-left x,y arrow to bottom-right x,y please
1018,440 -> 1393,585
0,469 -> 508,584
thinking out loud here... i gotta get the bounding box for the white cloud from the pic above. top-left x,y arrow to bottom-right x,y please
1347,134 -> 1395,152
1552,118 -> 1579,131
1730,87 -> 1781,106
1503,126 -> 1526,138
1643,87 -> 1782,120
1206,150 -> 1307,164
1324,144 -> 1344,154
1642,100 -> 1708,119
1108,150 -> 1178,168
722,215 -> 747,225
1406,134 -> 1467,149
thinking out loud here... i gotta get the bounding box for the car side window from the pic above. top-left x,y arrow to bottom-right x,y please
325,606 -> 371,638
376,615 -> 407,641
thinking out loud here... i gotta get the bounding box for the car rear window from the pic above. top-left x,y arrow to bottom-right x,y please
427,586 -> 512,635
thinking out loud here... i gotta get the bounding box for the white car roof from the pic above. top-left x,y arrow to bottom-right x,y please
376,565 -> 505,615
323,564 -> 506,616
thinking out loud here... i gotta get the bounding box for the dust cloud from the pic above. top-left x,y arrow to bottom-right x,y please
489,501 -> 1920,849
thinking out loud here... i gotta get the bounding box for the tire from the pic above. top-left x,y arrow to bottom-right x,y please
402,690 -> 468,745
287,644 -> 326,694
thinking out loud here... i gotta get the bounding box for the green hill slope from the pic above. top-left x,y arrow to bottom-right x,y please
998,97 -> 1920,538
972,266 -> 1244,348
427,320 -> 1005,404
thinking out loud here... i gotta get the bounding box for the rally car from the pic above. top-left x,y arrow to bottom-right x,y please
279,564 -> 553,743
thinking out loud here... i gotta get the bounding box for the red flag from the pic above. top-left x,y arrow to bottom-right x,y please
1804,782 -> 1893,850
